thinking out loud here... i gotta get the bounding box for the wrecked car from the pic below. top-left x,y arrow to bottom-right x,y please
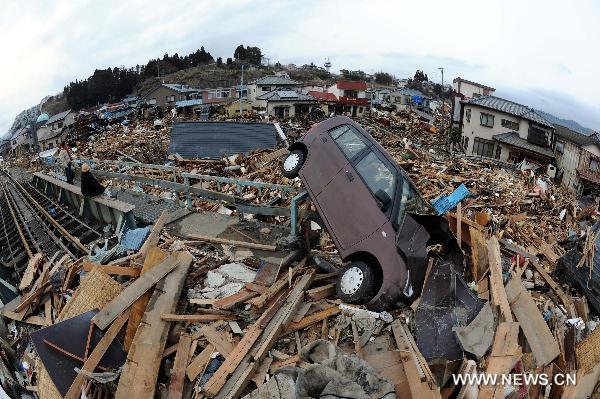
282,116 -> 448,310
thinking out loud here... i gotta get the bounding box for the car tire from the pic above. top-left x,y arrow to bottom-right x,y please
282,150 -> 305,178
336,261 -> 377,304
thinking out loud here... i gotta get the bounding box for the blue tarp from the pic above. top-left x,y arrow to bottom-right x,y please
431,184 -> 470,215
121,225 -> 152,251
412,95 -> 424,105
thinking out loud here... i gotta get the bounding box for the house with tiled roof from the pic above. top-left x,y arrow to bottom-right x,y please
325,81 -> 368,117
459,95 -> 556,168
390,88 -> 431,113
254,90 -> 317,119
143,83 -> 200,108
247,75 -> 300,104
553,124 -> 600,194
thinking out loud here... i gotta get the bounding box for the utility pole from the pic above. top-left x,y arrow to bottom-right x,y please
438,67 -> 444,99
239,64 -> 244,116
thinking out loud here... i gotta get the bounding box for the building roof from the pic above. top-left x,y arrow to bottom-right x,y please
38,126 -> 64,142
462,96 -> 554,128
162,83 -> 198,93
452,77 -> 495,91
169,122 -> 279,160
395,88 -> 428,98
493,132 -> 555,158
336,81 -> 367,91
554,124 -> 599,146
256,90 -> 315,102
47,109 -> 72,124
308,91 -> 338,101
175,99 -> 203,108
253,76 -> 299,86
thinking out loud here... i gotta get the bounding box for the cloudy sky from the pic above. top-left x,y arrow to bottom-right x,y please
1,0 -> 599,136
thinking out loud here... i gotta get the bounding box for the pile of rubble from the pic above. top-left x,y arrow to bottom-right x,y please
2,109 -> 600,399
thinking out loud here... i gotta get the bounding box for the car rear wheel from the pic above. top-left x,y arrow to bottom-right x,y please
282,150 -> 305,178
336,261 -> 377,304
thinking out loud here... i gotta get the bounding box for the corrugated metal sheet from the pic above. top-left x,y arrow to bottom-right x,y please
169,121 -> 279,159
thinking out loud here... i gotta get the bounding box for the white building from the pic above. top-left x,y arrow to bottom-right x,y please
325,81 -> 368,117
247,75 -> 300,105
554,124 -> 600,194
453,77 -> 495,99
460,96 -> 555,167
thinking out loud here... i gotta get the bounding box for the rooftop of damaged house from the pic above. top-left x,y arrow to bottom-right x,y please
1,66 -> 600,399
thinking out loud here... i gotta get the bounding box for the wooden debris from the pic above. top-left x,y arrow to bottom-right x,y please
167,334 -> 193,399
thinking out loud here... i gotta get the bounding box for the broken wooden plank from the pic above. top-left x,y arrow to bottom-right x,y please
200,325 -> 234,357
186,344 -> 215,381
187,233 -> 276,251
125,247 -> 168,351
284,306 -> 341,335
115,251 -> 193,399
15,282 -> 50,313
139,209 -> 169,257
64,310 -> 130,399
167,334 -> 193,399
189,298 -> 218,306
19,253 -> 43,291
505,278 -> 559,366
487,236 -> 513,322
93,253 -> 181,330
529,259 -> 576,318
251,357 -> 273,387
306,283 -> 336,301
213,288 -> 258,310
469,226 -> 488,281
161,314 -> 237,322
478,322 -> 521,399
82,263 -> 141,277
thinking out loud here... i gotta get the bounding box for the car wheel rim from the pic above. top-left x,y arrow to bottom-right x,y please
283,153 -> 300,172
340,266 -> 364,295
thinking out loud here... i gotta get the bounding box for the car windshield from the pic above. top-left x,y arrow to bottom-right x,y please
395,177 -> 430,228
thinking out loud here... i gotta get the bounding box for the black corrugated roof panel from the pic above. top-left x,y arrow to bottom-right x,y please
169,121 -> 279,160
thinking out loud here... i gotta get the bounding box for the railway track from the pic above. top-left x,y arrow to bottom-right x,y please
0,170 -> 103,277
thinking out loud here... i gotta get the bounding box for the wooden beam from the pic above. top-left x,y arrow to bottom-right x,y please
283,306 -> 340,335
125,247 -> 168,351
200,325 -> 234,357
478,322 -> 520,399
187,233 -> 276,252
161,314 -> 236,322
529,259 -> 576,318
115,251 -> 193,399
505,277 -> 560,366
64,310 -> 130,399
213,289 -> 257,310
306,283 -> 336,301
186,344 -> 215,381
167,334 -> 193,399
83,262 -> 141,277
469,226 -> 488,281
487,236 -> 513,322
93,253 -> 182,330
18,253 -> 43,291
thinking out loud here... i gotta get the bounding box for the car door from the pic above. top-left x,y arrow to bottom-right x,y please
316,146 -> 395,250
300,124 -> 363,197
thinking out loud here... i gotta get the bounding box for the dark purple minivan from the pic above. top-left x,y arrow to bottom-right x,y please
282,116 -> 433,310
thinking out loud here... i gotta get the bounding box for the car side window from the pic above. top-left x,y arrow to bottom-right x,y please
395,178 -> 429,226
355,151 -> 395,201
330,125 -> 368,160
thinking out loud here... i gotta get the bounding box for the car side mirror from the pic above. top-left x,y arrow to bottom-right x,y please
375,189 -> 391,211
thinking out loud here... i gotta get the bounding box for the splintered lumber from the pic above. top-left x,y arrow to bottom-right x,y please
82,263 -> 141,277
306,283 -> 336,301
115,251 -> 193,399
167,334 -> 193,399
19,253 -> 43,291
478,322 -> 520,399
200,325 -> 234,357
283,306 -> 340,335
469,227 -> 488,281
189,298 -> 218,306
187,344 -> 215,381
64,310 -> 130,399
505,277 -> 560,366
250,258 -> 306,308
213,288 -> 258,310
204,271 -> 315,398
187,233 -> 276,251
93,253 -> 182,330
125,247 -> 168,351
529,259 -> 576,318
139,210 -> 169,257
391,320 -> 441,398
487,236 -> 513,322
15,282 -> 50,313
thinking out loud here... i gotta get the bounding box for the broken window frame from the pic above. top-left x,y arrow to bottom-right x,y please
501,118 -> 519,131
472,138 -> 495,158
465,109 -> 471,123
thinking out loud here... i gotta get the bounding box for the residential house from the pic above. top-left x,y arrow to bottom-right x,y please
452,77 -> 495,99
10,126 -> 34,157
307,91 -> 341,115
452,78 -> 496,125
122,95 -> 141,107
554,124 -> 600,194
255,90 -> 317,119
143,84 -> 199,108
219,98 -> 252,118
326,81 -> 368,117
0,139 -> 10,157
36,110 -> 76,150
460,96 -> 555,168
390,88 -> 431,113
247,75 -> 300,105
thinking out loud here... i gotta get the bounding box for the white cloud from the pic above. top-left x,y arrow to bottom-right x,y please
1,0 -> 599,136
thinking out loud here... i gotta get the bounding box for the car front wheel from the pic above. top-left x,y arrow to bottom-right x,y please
336,261 -> 377,304
282,150 -> 305,178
